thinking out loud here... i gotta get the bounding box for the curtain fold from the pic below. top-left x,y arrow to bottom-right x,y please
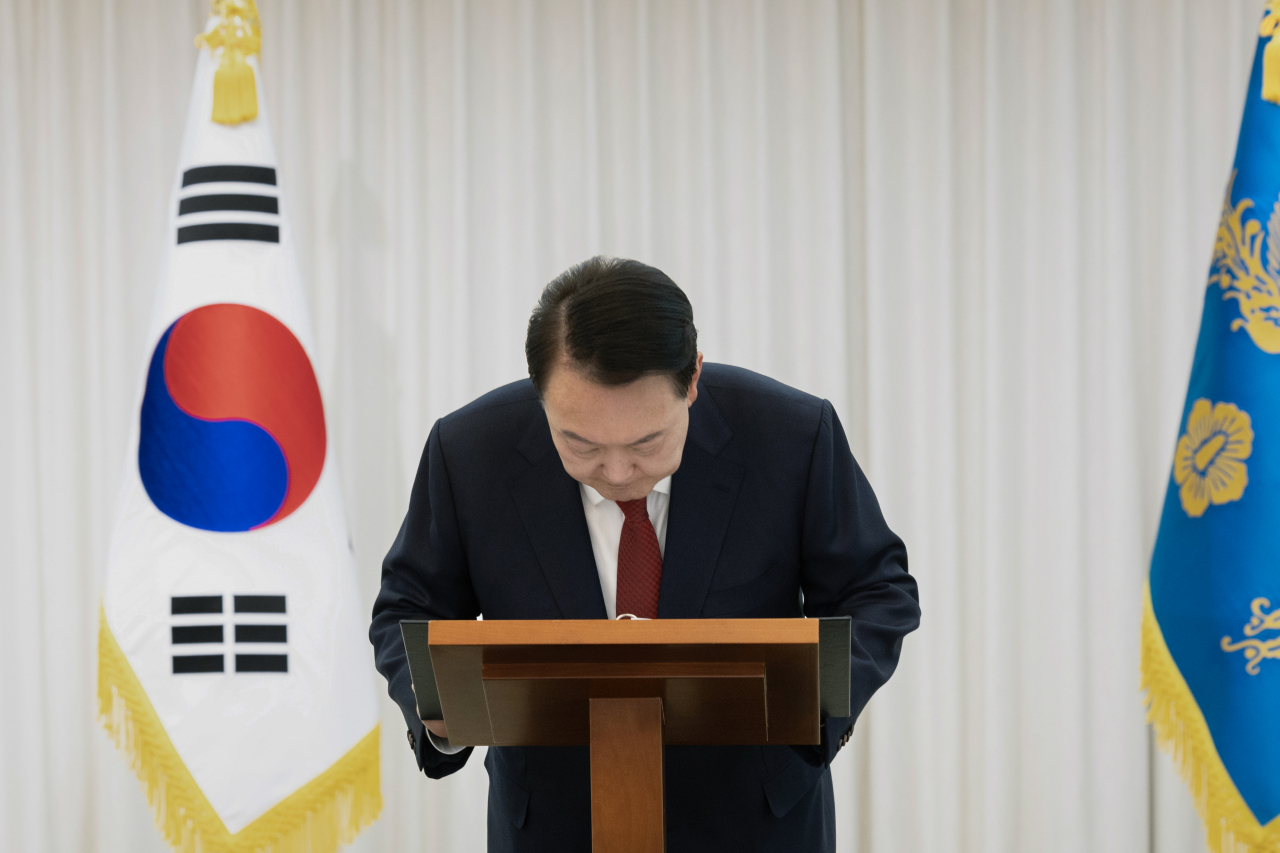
0,1 -> 1260,851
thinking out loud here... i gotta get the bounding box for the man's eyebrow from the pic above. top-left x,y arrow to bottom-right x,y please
630,431 -> 664,445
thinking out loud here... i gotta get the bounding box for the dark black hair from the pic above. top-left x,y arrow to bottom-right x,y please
526,256 -> 698,398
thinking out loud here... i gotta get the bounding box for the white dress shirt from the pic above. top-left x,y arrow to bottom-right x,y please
579,475 -> 671,619
427,475 -> 673,754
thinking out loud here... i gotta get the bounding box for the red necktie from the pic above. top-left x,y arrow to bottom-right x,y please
615,498 -> 662,619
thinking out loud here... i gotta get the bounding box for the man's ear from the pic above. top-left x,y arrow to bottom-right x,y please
686,352 -> 704,407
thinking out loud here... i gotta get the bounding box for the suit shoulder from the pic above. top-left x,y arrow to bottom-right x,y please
437,378 -> 541,443
699,363 -> 825,413
696,364 -> 832,477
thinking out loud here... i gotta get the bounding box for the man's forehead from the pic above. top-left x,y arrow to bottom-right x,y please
544,369 -> 683,442
544,358 -> 686,404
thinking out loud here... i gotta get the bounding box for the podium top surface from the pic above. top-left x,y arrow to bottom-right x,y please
428,617 -> 820,646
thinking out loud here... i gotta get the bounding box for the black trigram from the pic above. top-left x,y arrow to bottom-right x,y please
170,594 -> 289,674
175,165 -> 280,245
231,595 -> 288,673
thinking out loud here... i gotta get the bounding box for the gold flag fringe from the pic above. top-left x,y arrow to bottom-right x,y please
195,0 -> 262,125
1141,585 -> 1280,852
98,607 -> 382,853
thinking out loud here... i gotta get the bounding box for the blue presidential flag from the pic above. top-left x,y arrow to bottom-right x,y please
1144,4 -> 1280,850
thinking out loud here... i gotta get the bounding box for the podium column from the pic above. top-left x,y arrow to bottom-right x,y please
590,697 -> 665,853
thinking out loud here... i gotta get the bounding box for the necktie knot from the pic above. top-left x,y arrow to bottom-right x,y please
617,497 -> 648,523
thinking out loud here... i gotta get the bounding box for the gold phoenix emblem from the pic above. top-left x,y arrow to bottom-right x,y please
1210,176 -> 1280,353
1172,399 -> 1253,518
1222,598 -> 1280,674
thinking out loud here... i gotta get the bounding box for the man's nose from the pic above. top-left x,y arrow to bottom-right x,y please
601,455 -> 633,484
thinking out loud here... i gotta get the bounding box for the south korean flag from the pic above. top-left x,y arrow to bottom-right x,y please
98,4 -> 381,852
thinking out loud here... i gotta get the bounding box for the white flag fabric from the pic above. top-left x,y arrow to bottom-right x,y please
97,9 -> 380,853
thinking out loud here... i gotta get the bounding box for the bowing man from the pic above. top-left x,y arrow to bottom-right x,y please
370,256 -> 920,853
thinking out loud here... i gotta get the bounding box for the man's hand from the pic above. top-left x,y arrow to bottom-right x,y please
411,681 -> 448,738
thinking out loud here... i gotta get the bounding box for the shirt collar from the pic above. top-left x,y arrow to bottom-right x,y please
581,475 -> 673,506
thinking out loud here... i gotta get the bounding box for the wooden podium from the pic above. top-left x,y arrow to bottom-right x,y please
400,617 -> 851,853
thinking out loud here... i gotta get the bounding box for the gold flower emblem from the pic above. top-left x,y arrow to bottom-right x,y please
1173,399 -> 1253,518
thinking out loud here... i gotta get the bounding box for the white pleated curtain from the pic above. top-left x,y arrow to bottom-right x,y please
0,0 -> 1261,851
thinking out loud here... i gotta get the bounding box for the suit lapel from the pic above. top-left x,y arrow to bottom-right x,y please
659,384 -> 744,619
510,416 -> 608,620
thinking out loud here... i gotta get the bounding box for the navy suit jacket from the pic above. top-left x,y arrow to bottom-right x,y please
370,364 -> 920,853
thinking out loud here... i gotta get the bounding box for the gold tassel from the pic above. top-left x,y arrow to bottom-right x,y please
1261,1 -> 1280,105
195,0 -> 262,125
1141,585 -> 1278,853
211,56 -> 258,126
98,606 -> 382,852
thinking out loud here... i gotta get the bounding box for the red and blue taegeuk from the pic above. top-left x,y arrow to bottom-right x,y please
139,303 -> 326,532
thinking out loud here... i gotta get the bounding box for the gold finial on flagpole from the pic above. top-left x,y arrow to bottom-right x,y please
195,0 -> 262,125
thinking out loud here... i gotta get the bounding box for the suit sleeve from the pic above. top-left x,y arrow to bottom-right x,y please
797,400 -> 920,767
370,420 -> 482,778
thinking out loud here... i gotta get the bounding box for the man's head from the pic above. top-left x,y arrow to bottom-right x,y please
526,256 -> 702,502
